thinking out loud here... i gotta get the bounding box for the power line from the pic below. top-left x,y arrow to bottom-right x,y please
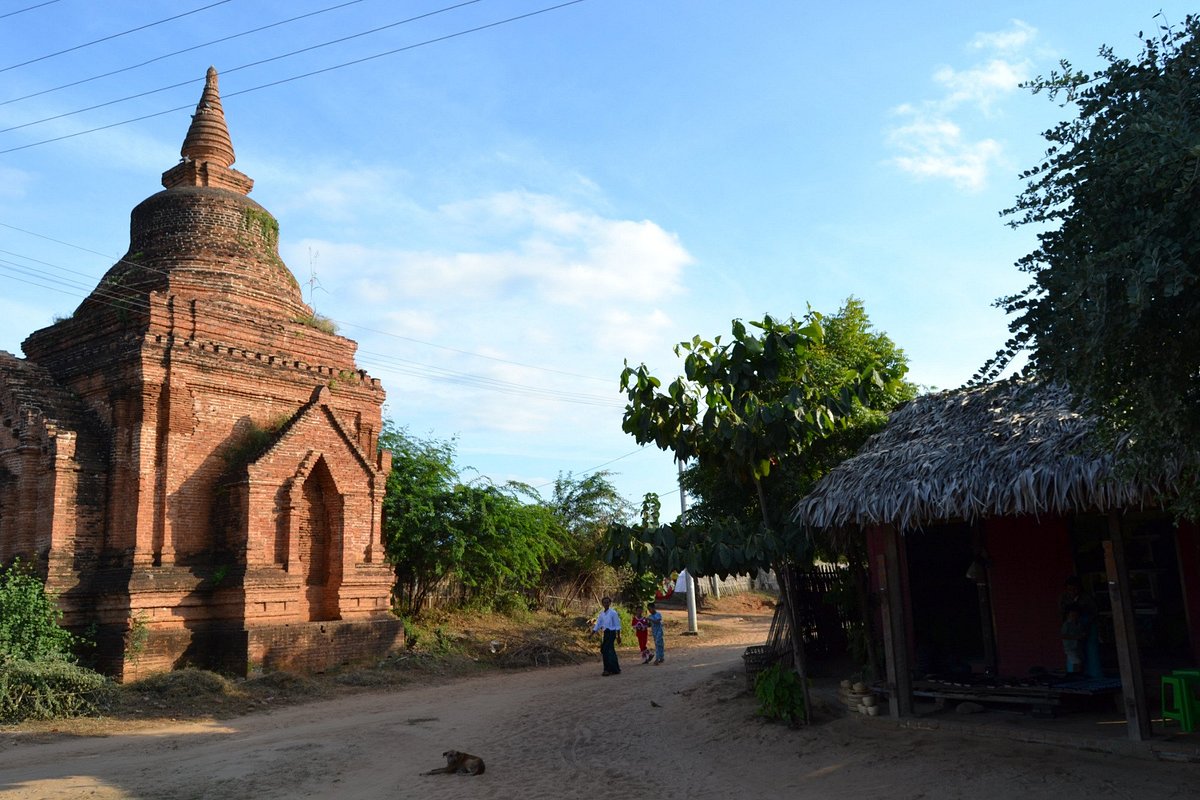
0,0 -> 489,134
0,0 -> 60,21
0,241 -> 624,408
531,448 -> 646,489
0,0 -> 590,155
337,320 -> 611,384
0,0 -> 235,74
1,0 -> 374,107
0,221 -> 615,384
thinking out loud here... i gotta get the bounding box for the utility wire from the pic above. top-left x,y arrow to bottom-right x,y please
0,221 -> 615,386
336,320 -> 611,384
0,0 -> 60,21
530,448 -> 646,490
0,243 -> 624,407
0,0 -> 589,154
0,0 -> 487,133
1,0 -> 374,107
1,0 -> 236,73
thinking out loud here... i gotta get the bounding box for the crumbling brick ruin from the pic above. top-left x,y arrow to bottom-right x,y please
0,67 -> 401,679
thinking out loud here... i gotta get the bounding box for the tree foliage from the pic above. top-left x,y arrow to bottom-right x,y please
681,299 -> 915,536
606,302 -> 910,720
542,471 -> 633,604
380,424 -> 563,614
606,301 -> 912,579
979,15 -> 1200,504
380,425 -> 634,614
0,561 -> 76,663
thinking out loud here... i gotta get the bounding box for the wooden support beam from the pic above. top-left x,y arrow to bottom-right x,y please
877,525 -> 913,717
970,523 -> 998,675
1104,513 -> 1150,741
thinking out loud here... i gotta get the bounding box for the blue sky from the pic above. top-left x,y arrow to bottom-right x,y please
0,1 -> 1190,514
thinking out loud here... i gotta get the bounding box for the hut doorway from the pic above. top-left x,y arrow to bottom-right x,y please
905,523 -> 984,675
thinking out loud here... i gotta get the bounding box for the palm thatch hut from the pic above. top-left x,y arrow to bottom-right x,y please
791,380 -> 1200,740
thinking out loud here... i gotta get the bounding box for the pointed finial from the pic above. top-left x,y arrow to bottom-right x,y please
180,66 -> 235,168
162,67 -> 253,193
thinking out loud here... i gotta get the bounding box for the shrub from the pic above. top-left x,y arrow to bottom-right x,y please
0,659 -> 112,723
0,561 -> 75,662
754,663 -> 806,725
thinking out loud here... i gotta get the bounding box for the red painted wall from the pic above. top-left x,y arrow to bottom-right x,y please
1177,521 -> 1200,662
985,515 -> 1075,675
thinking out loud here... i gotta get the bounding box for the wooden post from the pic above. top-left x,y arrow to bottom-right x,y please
1104,513 -> 1150,741
877,525 -> 912,717
970,525 -> 998,674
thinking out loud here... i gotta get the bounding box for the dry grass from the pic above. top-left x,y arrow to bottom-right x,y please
2,600 -> 776,738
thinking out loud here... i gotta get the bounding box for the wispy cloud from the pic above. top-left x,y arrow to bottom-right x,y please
278,189 -> 690,442
887,20 -> 1036,191
0,164 -> 31,200
887,118 -> 1002,192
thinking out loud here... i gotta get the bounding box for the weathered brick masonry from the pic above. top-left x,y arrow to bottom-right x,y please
0,68 -> 402,679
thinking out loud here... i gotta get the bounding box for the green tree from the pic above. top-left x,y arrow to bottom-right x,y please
681,299 -> 915,529
380,424 -> 462,613
380,425 -> 564,614
0,561 -> 76,662
605,305 -> 909,718
448,481 -> 562,610
542,471 -> 633,606
980,16 -> 1200,507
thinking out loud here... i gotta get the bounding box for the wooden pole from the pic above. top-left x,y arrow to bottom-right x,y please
877,525 -> 912,717
970,524 -> 998,674
1104,513 -> 1150,741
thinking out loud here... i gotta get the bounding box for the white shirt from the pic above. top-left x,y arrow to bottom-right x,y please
593,607 -> 621,632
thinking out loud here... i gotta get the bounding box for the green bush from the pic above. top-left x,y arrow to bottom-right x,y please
0,561 -> 76,662
754,663 -> 806,725
0,659 -> 112,723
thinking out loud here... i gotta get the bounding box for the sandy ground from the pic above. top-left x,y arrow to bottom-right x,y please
0,607 -> 1196,800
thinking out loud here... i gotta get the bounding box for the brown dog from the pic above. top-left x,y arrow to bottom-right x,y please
424,749 -> 485,775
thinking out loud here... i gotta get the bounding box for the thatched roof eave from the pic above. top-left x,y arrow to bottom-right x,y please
791,380 -> 1178,534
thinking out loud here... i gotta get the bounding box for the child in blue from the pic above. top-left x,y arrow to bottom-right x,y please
647,601 -> 665,664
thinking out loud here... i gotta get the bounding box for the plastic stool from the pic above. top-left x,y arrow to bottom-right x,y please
1161,675 -> 1197,732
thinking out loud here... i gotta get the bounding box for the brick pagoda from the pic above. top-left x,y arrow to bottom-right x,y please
0,68 -> 401,679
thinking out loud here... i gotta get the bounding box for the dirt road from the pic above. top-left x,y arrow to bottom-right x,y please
0,609 -> 1196,799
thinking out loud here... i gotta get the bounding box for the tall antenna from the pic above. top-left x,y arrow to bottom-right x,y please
304,247 -> 327,311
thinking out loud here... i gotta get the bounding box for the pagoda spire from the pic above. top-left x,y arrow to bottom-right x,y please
162,66 -> 253,194
181,66 -> 235,167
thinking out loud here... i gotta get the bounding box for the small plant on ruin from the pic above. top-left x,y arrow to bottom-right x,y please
328,369 -> 358,391
125,613 -> 150,666
222,414 -> 291,467
293,313 -> 338,335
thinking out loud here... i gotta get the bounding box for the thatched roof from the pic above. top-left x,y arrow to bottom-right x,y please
791,380 -> 1170,533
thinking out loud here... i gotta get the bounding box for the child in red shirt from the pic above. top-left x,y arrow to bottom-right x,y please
632,607 -> 653,664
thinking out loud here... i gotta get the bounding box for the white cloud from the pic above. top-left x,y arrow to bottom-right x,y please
933,58 -> 1029,114
288,191 -> 691,310
971,20 -> 1037,53
276,189 -> 691,450
888,117 -> 1003,191
887,21 -> 1036,191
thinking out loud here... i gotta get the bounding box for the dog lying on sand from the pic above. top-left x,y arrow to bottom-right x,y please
424,750 -> 485,776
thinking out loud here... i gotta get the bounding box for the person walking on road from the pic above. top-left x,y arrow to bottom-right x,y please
647,602 -> 665,665
591,596 -> 622,675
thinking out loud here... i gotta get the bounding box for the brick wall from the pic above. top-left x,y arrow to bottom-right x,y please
248,618 -> 405,674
